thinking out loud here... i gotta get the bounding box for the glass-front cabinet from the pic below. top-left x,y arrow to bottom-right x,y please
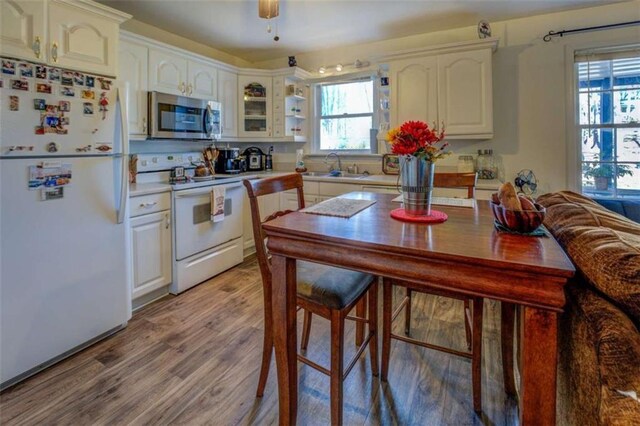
238,75 -> 272,137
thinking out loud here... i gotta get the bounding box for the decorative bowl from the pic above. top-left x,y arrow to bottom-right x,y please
490,200 -> 546,233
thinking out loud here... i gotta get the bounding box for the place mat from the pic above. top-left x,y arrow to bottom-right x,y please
392,195 -> 475,208
390,208 -> 448,223
301,197 -> 376,218
494,220 -> 549,237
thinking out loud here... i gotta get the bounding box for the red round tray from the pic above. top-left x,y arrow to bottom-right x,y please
390,208 -> 448,223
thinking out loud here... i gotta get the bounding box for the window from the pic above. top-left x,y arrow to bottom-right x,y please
316,79 -> 375,152
576,47 -> 640,198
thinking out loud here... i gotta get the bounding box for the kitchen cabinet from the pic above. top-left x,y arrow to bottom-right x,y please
129,193 -> 172,300
218,69 -> 238,137
389,56 -> 438,128
188,59 -> 217,99
0,0 -> 46,62
383,39 -> 496,139
238,75 -> 272,137
242,190 -> 280,255
119,38 -> 148,139
437,49 -> 493,138
0,0 -> 129,76
148,48 -> 188,96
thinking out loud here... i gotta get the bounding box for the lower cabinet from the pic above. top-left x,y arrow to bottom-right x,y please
243,190 -> 281,255
130,194 -> 172,300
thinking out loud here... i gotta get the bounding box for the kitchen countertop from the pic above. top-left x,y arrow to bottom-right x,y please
130,171 -> 502,196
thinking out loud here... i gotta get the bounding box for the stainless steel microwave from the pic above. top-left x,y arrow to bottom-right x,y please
148,91 -> 221,140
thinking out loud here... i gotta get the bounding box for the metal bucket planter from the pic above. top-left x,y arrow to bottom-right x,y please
399,155 -> 435,216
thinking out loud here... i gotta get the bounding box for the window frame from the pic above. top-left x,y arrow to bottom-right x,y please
312,77 -> 378,155
573,46 -> 640,199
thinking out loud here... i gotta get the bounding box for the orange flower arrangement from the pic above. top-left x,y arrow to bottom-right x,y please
386,121 -> 449,161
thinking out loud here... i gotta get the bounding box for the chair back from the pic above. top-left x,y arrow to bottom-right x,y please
243,173 -> 305,289
433,172 -> 477,199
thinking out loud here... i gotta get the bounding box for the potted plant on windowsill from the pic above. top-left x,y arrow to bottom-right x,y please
583,156 -> 633,191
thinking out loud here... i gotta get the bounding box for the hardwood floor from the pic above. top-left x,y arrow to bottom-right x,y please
0,257 -> 518,425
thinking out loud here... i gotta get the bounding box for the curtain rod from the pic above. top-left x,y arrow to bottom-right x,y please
543,20 -> 640,42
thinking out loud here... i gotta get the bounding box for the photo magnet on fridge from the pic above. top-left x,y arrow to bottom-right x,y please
81,90 -> 95,100
48,68 -> 61,82
58,100 -> 70,112
34,99 -> 46,110
9,95 -> 19,111
19,63 -> 33,78
61,71 -> 73,86
85,76 -> 94,87
35,65 -> 47,79
2,59 -> 16,75
83,102 -> 94,116
73,72 -> 84,86
36,83 -> 52,94
60,86 -> 75,97
11,79 -> 29,91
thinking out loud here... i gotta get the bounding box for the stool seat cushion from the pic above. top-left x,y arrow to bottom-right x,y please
296,261 -> 373,310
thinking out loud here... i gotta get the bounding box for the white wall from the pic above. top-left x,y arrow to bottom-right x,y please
253,1 -> 640,193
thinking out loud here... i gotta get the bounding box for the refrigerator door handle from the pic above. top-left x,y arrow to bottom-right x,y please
116,86 -> 130,224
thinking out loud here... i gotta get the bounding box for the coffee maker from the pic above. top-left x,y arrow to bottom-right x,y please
215,147 -> 246,174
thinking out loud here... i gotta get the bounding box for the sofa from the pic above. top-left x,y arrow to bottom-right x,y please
536,191 -> 640,425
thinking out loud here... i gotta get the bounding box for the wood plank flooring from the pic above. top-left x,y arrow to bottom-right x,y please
0,257 -> 518,425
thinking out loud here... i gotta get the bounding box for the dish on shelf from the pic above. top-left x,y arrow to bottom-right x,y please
192,176 -> 214,182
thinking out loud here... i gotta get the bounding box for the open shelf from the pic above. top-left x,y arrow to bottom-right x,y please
285,114 -> 306,119
285,94 -> 306,101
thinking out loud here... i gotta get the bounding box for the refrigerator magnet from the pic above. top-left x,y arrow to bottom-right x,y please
85,76 -> 94,87
73,72 -> 84,86
2,59 -> 16,75
81,90 -> 94,100
19,63 -> 33,78
95,143 -> 112,153
83,103 -> 94,116
35,65 -> 47,79
60,86 -> 75,97
36,83 -> 52,94
98,78 -> 112,90
48,68 -> 61,82
61,71 -> 73,86
58,100 -> 70,112
46,142 -> 59,153
10,79 -> 28,91
9,96 -> 19,111
34,99 -> 46,110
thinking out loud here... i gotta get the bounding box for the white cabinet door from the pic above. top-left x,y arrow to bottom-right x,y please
0,0 -> 46,62
243,191 -> 280,253
188,59 -> 217,99
130,211 -> 172,300
238,75 -> 272,137
218,69 -> 238,137
389,56 -> 438,127
47,1 -> 120,76
149,48 -> 188,96
119,39 -> 148,138
437,49 -> 493,138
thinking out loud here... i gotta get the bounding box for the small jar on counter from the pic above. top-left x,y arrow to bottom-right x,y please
476,149 -> 498,180
457,155 -> 475,173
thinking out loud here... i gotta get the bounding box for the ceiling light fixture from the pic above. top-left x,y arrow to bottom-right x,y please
258,0 -> 280,42
316,60 -> 371,75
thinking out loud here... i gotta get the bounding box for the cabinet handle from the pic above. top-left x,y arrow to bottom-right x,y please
165,213 -> 171,229
139,202 -> 157,208
142,117 -> 147,133
187,83 -> 193,96
33,36 -> 41,59
51,42 -> 58,63
178,82 -> 185,94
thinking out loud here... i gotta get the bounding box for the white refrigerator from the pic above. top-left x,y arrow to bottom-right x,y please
0,78 -> 131,389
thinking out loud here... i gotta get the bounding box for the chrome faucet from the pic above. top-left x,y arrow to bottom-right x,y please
324,152 -> 342,173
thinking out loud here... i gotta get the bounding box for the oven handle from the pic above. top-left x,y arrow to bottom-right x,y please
173,182 -> 243,198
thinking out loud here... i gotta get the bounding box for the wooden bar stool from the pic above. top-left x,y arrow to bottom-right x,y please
244,174 -> 378,425
381,172 -> 485,413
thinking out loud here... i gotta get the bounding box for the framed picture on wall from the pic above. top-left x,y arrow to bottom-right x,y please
382,154 -> 400,175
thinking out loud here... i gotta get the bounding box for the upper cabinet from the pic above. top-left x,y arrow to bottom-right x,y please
119,38 -> 148,139
389,56 -> 438,128
382,38 -> 497,139
188,59 -> 217,99
238,75 -> 272,138
148,48 -> 188,96
437,49 -> 492,138
0,0 -> 46,62
0,0 -> 130,77
218,69 -> 238,138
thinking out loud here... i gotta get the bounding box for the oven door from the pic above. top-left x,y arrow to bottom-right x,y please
173,182 -> 243,260
149,91 -> 213,139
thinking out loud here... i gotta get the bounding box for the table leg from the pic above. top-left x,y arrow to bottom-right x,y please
501,302 -> 517,397
271,254 -> 298,425
520,306 -> 558,426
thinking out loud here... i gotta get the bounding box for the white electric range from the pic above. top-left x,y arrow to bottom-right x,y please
135,153 -> 244,294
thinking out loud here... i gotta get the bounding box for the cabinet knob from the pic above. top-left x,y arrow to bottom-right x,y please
187,83 -> 193,96
33,36 -> 41,59
51,42 -> 58,63
139,202 -> 157,208
165,213 -> 171,229
178,82 -> 185,94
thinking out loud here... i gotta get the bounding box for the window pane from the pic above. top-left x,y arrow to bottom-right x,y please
613,89 -> 640,124
578,60 -> 612,91
320,117 -> 372,150
617,128 -> 640,161
579,92 -> 602,124
580,128 -> 614,161
321,81 -> 373,116
581,161 -> 616,195
612,57 -> 640,89
617,163 -> 640,193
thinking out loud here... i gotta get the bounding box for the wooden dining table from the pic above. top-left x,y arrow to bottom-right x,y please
263,191 -> 575,425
